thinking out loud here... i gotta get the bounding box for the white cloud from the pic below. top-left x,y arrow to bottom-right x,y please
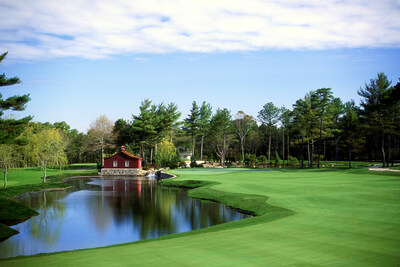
1,0 -> 399,60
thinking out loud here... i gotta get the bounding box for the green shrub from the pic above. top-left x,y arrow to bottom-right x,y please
274,152 -> 281,167
257,155 -> 268,167
245,153 -> 258,167
288,156 -> 299,166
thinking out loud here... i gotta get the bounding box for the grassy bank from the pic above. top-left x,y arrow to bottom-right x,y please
1,167 -> 400,266
0,164 -> 98,240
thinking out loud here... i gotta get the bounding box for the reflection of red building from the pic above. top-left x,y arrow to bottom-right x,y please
103,146 -> 142,169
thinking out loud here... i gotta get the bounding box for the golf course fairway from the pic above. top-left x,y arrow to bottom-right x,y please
1,168 -> 399,266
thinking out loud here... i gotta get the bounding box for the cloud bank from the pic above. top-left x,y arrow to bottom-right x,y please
1,0 -> 400,60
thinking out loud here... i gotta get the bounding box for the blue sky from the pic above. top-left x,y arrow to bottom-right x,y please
1,0 -> 400,132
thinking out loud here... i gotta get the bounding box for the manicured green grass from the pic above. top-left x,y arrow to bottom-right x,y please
1,167 -> 399,266
0,165 -> 98,240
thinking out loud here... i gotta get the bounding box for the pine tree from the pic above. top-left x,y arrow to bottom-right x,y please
183,101 -> 200,157
358,73 -> 391,167
258,102 -> 281,167
0,52 -> 31,144
340,100 -> 360,168
198,101 -> 212,160
314,88 -> 334,168
131,99 -> 157,165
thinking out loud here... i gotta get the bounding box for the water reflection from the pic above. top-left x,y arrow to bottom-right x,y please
0,177 -> 249,258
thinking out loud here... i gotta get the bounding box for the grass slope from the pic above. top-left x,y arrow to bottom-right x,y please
1,167 -> 400,266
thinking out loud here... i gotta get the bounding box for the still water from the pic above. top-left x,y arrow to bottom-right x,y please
0,177 -> 249,258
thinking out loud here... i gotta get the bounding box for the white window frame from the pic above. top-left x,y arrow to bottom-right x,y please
125,161 -> 129,167
113,160 -> 118,167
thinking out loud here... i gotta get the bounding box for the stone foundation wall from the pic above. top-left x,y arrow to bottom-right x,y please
99,168 -> 147,176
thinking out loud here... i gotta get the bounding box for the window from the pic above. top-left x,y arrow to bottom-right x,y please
113,161 -> 118,167
125,161 -> 129,167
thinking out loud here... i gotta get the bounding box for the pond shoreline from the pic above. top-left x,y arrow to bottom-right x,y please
1,173 -> 251,259
0,170 -> 98,241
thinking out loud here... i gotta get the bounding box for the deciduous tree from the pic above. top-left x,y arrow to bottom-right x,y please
30,128 -> 67,183
0,144 -> 14,188
88,115 -> 114,167
209,108 -> 231,167
233,111 -> 255,163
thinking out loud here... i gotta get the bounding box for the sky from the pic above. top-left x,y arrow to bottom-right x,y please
1,0 -> 400,133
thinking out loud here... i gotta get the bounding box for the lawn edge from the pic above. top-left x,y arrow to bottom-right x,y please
0,171 -> 295,262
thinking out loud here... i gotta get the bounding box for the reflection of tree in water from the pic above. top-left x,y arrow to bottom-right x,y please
97,179 -> 178,239
88,178 -> 245,240
17,191 -> 67,246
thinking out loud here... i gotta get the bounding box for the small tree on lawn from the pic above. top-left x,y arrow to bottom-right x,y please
31,128 -> 67,183
155,138 -> 177,168
0,144 -> 14,188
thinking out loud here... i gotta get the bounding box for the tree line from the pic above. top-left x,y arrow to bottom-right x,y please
111,72 -> 399,169
1,50 -> 400,189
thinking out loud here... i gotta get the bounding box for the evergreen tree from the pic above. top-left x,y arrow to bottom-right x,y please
382,79 -> 400,166
183,101 -> 200,157
358,72 -> 391,167
279,107 -> 292,166
131,99 -> 157,165
0,52 -> 31,144
198,101 -> 212,160
292,99 -> 307,168
163,102 -> 181,142
330,98 -> 344,161
340,100 -> 360,168
314,88 -> 334,168
258,102 -> 281,167
113,119 -> 133,147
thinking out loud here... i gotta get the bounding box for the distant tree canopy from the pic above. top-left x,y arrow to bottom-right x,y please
4,71 -> 400,170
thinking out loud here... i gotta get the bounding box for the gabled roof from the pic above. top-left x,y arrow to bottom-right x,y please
119,149 -> 142,159
104,146 -> 142,160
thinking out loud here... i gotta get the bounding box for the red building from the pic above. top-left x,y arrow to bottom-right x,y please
103,146 -> 142,169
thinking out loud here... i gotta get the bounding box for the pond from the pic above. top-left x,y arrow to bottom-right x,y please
0,177 -> 249,258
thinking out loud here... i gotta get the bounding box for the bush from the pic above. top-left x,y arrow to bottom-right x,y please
142,165 -> 151,171
257,155 -> 267,167
288,156 -> 299,166
313,154 -> 324,161
274,152 -> 281,167
245,153 -> 258,167
167,152 -> 182,169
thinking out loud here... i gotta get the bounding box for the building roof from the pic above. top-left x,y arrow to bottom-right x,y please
119,149 -> 142,159
104,146 -> 142,160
